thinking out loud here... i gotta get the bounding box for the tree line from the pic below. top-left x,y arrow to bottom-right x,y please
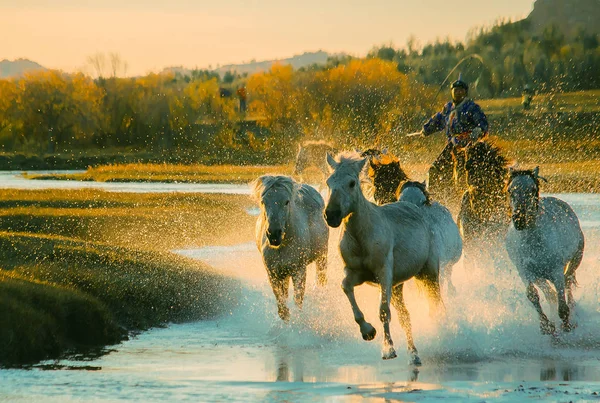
0,19 -> 598,163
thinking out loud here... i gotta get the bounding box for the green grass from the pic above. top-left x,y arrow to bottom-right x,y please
478,89 -> 600,115
25,163 -> 293,184
0,189 -> 256,367
0,271 -> 124,366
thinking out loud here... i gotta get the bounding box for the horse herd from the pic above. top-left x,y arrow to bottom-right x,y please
251,140 -> 585,365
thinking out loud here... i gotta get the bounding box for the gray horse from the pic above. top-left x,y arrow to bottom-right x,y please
505,167 -> 585,334
252,175 -> 329,322
399,181 -> 463,296
324,152 -> 441,364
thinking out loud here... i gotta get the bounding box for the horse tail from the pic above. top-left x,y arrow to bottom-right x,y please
565,238 -> 585,288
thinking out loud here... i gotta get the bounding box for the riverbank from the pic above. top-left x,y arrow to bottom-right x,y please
23,157 -> 600,193
0,190 -> 257,367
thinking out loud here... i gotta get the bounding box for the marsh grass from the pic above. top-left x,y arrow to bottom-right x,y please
0,271 -> 124,366
25,163 -> 292,183
0,189 -> 254,366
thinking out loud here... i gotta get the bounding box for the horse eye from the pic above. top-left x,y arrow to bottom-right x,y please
285,200 -> 290,206
349,180 -> 356,188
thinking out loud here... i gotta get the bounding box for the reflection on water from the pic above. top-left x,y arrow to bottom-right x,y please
0,171 -> 252,194
1,188 -> 600,401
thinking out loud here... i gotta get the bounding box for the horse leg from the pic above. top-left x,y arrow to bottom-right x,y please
341,269 -> 376,342
316,254 -> 327,287
268,271 -> 290,322
526,282 -> 555,335
391,283 -> 421,366
427,143 -> 460,212
416,259 -> 444,318
442,264 -> 457,297
535,279 -> 558,305
291,267 -> 307,309
551,275 -> 574,332
378,271 -> 397,360
565,244 -> 584,309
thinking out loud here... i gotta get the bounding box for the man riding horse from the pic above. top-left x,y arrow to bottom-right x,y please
419,75 -> 489,211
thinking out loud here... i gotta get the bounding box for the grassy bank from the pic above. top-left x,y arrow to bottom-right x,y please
25,163 -> 291,184
0,189 -> 257,367
24,150 -> 600,193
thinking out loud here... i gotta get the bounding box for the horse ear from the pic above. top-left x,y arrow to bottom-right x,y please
357,157 -> 367,172
421,180 -> 427,187
326,153 -> 338,171
533,166 -> 540,178
382,147 -> 388,154
250,175 -> 269,202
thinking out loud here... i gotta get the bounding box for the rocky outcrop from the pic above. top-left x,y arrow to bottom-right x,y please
528,0 -> 600,36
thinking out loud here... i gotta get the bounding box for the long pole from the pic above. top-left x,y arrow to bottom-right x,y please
427,53 -> 485,113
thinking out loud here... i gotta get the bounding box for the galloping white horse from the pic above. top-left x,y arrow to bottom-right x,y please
324,152 -> 441,364
252,175 -> 329,322
505,167 -> 585,334
399,181 -> 463,295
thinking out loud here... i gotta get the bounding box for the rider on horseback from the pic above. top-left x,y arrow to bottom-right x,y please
419,75 -> 489,211
420,74 -> 488,147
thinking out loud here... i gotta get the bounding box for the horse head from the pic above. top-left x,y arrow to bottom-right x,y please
324,151 -> 367,227
358,147 -> 387,160
368,152 -> 408,205
507,167 -> 545,230
252,175 -> 297,247
399,181 -> 431,207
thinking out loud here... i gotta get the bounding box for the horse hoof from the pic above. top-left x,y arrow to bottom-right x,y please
540,321 -> 556,335
382,348 -> 397,360
361,324 -> 377,341
278,308 -> 290,323
562,322 -> 576,332
410,355 -> 422,366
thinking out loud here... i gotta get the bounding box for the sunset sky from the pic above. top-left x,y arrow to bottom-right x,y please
1,0 -> 535,76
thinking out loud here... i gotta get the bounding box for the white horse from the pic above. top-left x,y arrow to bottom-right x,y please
505,167 -> 585,334
399,181 -> 463,296
324,152 -> 441,364
252,175 -> 329,322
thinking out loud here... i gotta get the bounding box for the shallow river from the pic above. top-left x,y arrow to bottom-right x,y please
1,173 -> 600,402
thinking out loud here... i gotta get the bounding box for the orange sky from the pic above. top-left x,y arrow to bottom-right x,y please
0,0 -> 534,76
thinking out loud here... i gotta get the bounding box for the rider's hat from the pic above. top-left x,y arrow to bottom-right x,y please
450,73 -> 469,91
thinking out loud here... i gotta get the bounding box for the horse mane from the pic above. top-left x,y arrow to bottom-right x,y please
250,174 -> 324,209
400,181 -> 432,206
463,140 -> 509,192
368,153 -> 409,182
250,175 -> 297,202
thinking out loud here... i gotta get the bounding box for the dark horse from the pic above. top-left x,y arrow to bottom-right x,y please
457,140 -> 510,260
367,152 -> 409,204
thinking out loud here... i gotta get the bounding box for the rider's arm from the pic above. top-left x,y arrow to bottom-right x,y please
422,102 -> 451,136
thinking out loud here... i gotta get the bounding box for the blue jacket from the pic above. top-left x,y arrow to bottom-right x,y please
422,99 -> 488,147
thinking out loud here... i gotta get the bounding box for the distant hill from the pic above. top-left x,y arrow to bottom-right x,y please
214,50 -> 331,75
527,0 -> 600,36
0,59 -> 46,78
164,51 -> 334,78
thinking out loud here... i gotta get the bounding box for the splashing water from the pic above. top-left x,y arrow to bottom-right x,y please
1,193 -> 600,402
